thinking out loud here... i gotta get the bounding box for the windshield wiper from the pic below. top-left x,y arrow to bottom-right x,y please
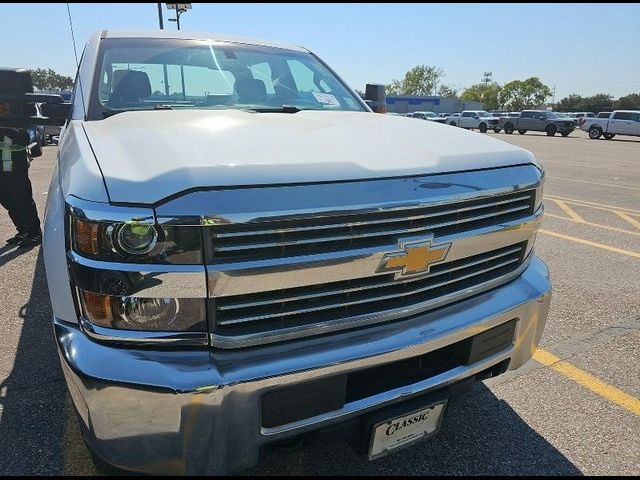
244,105 -> 303,114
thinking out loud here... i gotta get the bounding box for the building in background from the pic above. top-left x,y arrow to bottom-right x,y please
385,95 -> 483,114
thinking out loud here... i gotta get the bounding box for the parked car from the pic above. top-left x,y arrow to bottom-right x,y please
10,30 -> 552,476
406,111 -> 446,123
580,110 -> 640,139
501,110 -> 575,136
455,110 -> 501,133
444,112 -> 461,125
597,111 -> 614,118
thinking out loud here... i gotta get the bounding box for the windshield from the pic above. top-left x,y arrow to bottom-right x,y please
546,112 -> 559,119
477,111 -> 493,117
424,112 -> 438,118
91,38 -> 365,118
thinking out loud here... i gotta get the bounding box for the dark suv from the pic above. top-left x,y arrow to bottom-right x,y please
501,110 -> 575,137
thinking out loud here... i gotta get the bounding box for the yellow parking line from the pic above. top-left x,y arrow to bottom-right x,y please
533,349 -> 640,417
539,229 -> 640,258
544,213 -> 640,237
545,195 -> 640,215
614,210 -> 640,230
552,199 -> 586,223
547,176 -> 640,192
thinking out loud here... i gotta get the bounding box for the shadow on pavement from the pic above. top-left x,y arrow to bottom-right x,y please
0,243 -> 37,269
0,250 -> 69,475
246,382 -> 583,476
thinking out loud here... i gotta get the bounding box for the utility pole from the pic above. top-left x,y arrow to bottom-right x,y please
552,84 -> 556,110
157,3 -> 164,29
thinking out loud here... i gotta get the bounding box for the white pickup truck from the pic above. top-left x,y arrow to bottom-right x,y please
2,30 -> 551,475
453,110 -> 501,133
580,110 -> 640,139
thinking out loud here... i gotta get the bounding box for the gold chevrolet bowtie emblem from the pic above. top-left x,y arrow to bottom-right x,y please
378,237 -> 451,278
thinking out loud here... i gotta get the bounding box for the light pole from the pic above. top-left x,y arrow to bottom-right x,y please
166,4 -> 191,100
157,3 -> 164,29
166,3 -> 191,30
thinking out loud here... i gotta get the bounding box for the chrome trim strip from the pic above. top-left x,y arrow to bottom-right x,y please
210,252 -> 533,348
79,316 -> 209,346
68,251 -> 208,298
213,205 -> 531,252
206,208 -> 542,298
214,193 -> 533,238
216,246 -> 523,311
218,257 -> 520,325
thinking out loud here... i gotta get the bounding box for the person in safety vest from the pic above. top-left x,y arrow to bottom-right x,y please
0,127 -> 42,248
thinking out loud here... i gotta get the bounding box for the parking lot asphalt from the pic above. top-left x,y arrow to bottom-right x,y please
0,129 -> 638,475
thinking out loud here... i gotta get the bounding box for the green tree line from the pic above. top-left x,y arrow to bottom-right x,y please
387,65 -> 638,111
27,68 -> 73,91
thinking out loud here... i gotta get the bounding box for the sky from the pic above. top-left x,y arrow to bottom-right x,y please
2,3 -> 639,101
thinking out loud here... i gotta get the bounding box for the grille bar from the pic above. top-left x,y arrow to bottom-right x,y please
214,243 -> 526,331
217,246 -> 523,312
214,194 -> 533,239
214,205 -> 530,253
208,190 -> 534,263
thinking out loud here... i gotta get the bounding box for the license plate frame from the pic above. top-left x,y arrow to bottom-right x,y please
367,401 -> 447,461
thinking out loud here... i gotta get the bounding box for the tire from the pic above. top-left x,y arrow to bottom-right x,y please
449,121 -> 457,126
518,129 -> 527,135
561,132 -> 570,137
603,133 -> 616,140
588,126 -> 603,139
504,123 -> 514,134
545,124 -> 557,136
493,128 -> 500,133
479,123 -> 487,133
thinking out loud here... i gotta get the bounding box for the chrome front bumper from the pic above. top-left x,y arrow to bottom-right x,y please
56,256 -> 551,475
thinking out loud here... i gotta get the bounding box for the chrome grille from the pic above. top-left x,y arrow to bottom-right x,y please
209,190 -> 535,263
213,243 -> 527,337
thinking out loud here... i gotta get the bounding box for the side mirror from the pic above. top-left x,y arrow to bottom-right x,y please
364,83 -> 386,114
40,101 -> 72,125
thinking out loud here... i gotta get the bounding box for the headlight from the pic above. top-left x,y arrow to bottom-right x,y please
70,215 -> 202,264
80,290 -> 205,332
114,222 -> 159,255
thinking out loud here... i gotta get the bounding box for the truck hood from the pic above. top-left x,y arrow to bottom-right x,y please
82,109 -> 538,205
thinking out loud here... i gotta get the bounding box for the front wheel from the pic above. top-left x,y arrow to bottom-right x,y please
603,133 -> 616,140
561,131 -> 570,137
546,125 -> 557,136
518,129 -> 527,135
588,126 -> 603,139
449,121 -> 457,126
493,128 -> 501,133
479,123 -> 487,133
504,123 -> 514,134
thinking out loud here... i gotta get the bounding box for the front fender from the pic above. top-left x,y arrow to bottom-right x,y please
43,164 -> 78,324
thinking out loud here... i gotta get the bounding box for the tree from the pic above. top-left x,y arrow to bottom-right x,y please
386,65 -> 445,96
27,68 -> 73,91
461,83 -> 502,110
615,93 -> 640,110
555,94 -> 583,112
556,93 -> 614,113
437,84 -> 458,99
499,77 -> 552,111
